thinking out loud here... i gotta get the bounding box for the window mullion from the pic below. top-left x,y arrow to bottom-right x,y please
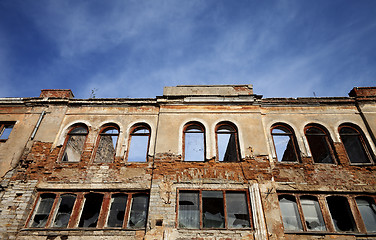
123,194 -> 132,229
68,193 -> 84,228
295,195 -> 307,231
199,190 -> 203,229
97,192 -> 111,228
223,190 -> 228,229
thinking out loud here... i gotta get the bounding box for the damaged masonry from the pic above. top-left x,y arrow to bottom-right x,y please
0,85 -> 376,240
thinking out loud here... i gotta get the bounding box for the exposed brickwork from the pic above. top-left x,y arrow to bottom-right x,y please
40,89 -> 74,99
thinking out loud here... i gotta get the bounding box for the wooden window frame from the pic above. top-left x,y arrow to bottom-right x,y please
0,122 -> 15,142
183,122 -> 206,162
59,125 -> 89,163
176,189 -> 253,230
92,124 -> 120,163
125,124 -> 151,162
215,122 -> 241,162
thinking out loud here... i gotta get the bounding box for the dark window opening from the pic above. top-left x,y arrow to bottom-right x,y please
202,191 -> 225,228
305,126 -> 335,164
107,194 -> 128,227
0,122 -> 15,141
356,197 -> 376,232
94,126 -> 119,163
178,190 -> 251,229
216,124 -> 240,162
339,126 -> 372,164
127,125 -> 150,162
30,193 -> 56,228
62,126 -> 88,162
278,195 -> 303,231
327,196 -> 357,232
52,194 -> 76,228
78,193 -> 104,228
127,194 -> 149,229
271,125 -> 299,162
184,123 -> 205,161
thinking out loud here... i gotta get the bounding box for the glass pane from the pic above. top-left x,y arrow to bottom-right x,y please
300,197 -> 326,231
179,191 -> 200,229
272,127 -> 289,134
107,194 -> 128,227
306,134 -> 333,163
356,197 -> 376,232
31,194 -> 55,228
133,127 -> 149,134
0,124 -> 14,140
127,195 -> 149,229
218,133 -> 238,162
326,196 -> 357,232
78,194 -> 103,228
202,191 -> 225,228
128,135 -> 149,162
185,132 -> 205,161
273,135 -> 297,162
279,196 -> 303,231
70,127 -> 88,134
62,135 -> 86,162
226,192 -> 250,228
94,135 -> 116,163
341,135 -> 370,163
53,194 -> 76,228
103,127 -> 119,135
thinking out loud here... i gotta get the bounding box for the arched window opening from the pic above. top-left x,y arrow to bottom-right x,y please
127,125 -> 150,162
62,125 -> 88,162
271,124 -> 299,162
339,125 -> 373,164
94,125 -> 119,163
184,122 -> 205,161
355,196 -> 376,232
216,123 -> 240,162
278,195 -> 303,231
305,125 -> 335,164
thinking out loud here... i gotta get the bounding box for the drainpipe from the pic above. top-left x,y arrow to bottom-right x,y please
30,111 -> 46,140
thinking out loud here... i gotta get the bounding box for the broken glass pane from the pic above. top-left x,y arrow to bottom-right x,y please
52,194 -> 76,228
179,191 -> 200,229
306,127 -> 334,163
107,194 -> 128,227
218,133 -> 238,162
94,135 -> 117,163
31,193 -> 55,228
185,126 -> 205,161
128,135 -> 149,162
356,197 -> 376,232
279,195 -> 303,231
326,196 -> 357,232
0,124 -> 14,140
340,127 -> 370,164
300,196 -> 326,231
128,194 -> 149,229
62,135 -> 86,162
202,191 -> 224,228
226,192 -> 250,228
78,193 -> 103,228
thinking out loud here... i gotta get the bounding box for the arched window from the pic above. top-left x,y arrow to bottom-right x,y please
339,124 -> 373,164
94,125 -> 119,163
355,196 -> 376,232
305,124 -> 335,164
61,125 -> 88,162
127,124 -> 150,162
183,122 -> 205,161
271,124 -> 299,162
215,122 -> 240,162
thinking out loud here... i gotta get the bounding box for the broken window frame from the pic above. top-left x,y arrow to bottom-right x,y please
355,196 -> 376,232
215,122 -> 241,162
338,124 -> 374,165
278,192 -> 376,234
126,124 -> 151,162
60,124 -> 89,163
183,122 -> 206,162
176,189 -> 252,230
93,125 -> 120,163
304,124 -> 336,164
271,124 -> 300,163
26,191 -> 149,230
0,122 -> 15,142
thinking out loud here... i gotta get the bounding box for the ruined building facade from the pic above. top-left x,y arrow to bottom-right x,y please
0,85 -> 376,240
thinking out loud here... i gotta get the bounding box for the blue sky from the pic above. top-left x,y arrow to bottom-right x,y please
0,0 -> 375,99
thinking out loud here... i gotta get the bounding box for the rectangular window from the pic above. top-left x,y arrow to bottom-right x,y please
0,122 -> 15,141
177,190 -> 251,229
27,191 -> 149,229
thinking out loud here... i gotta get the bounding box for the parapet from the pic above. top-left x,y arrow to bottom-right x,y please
163,84 -> 253,96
